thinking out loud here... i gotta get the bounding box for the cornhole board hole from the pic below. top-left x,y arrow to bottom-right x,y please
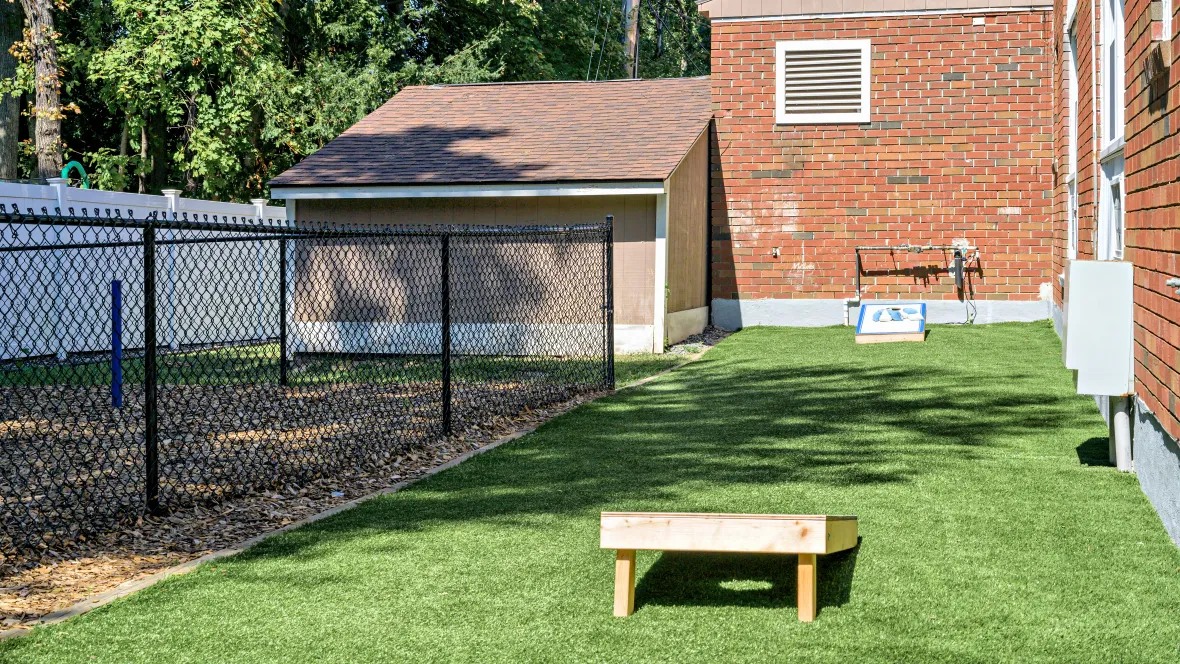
600,512 -> 858,622
855,302 -> 926,344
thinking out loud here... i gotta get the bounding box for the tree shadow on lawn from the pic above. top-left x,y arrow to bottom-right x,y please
235,350 -> 1101,562
634,540 -> 861,617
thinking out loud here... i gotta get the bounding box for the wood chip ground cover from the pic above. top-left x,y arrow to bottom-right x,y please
0,338 -> 715,628
0,387 -> 604,627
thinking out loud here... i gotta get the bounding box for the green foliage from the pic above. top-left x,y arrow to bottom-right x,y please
3,0 -> 710,201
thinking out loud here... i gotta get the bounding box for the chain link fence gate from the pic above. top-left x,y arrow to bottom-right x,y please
1,208 -> 613,556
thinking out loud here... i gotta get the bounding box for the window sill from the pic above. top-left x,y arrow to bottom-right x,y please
1100,137 -> 1125,162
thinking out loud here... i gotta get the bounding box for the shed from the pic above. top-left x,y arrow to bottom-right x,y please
268,77 -> 712,353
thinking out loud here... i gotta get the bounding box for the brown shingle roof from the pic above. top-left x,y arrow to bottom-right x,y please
269,77 -> 712,188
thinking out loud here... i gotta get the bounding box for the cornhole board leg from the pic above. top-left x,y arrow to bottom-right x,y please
614,549 -> 636,617
798,553 -> 817,622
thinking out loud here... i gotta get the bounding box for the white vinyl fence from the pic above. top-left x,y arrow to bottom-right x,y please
1,179 -> 287,361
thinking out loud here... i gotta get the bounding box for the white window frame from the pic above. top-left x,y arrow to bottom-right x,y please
775,39 -> 871,125
1109,174 -> 1125,260
1066,23 -> 1080,260
1101,0 -> 1126,150
1067,178 -> 1079,260
1098,153 -> 1126,261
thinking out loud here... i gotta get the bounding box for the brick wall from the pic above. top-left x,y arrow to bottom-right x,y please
710,12 -> 1055,304
1126,0 -> 1180,438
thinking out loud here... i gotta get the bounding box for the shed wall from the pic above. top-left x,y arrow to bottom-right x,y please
667,129 -> 710,315
296,196 -> 657,326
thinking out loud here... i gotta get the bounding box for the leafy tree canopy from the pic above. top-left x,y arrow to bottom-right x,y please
3,0 -> 709,201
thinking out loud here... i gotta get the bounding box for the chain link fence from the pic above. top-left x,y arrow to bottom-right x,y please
1,208 -> 613,555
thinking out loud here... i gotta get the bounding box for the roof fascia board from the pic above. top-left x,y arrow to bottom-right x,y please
270,182 -> 667,200
710,6 -> 1051,24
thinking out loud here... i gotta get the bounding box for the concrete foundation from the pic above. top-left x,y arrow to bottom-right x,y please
711,297 -> 1050,330
1133,399 -> 1180,545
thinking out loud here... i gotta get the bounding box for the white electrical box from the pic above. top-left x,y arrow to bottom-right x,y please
1062,260 -> 1134,396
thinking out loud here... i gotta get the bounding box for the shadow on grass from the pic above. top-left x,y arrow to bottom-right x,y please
1076,437 -> 1114,467
233,331 -> 1099,565
634,540 -> 861,617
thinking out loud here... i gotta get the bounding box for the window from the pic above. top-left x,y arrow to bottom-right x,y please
775,40 -> 871,124
1166,0 -> 1174,42
1068,180 -> 1079,260
1110,177 -> 1125,260
1066,24 -> 1079,260
1098,155 -> 1126,260
1067,27 -> 1079,178
1102,0 -> 1125,148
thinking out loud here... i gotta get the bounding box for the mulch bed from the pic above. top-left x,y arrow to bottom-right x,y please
1,385 -> 605,628
1,330 -> 727,629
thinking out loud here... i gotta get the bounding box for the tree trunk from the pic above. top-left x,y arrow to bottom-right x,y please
0,1 -> 23,180
18,0 -> 61,179
138,124 -> 146,193
182,96 -> 196,193
117,115 -> 128,179
146,111 -> 167,193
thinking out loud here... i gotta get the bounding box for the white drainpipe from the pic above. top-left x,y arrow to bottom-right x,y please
1110,396 -> 1133,472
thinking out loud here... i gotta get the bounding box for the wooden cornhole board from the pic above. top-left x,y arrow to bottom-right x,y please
855,302 -> 927,344
600,512 -> 858,622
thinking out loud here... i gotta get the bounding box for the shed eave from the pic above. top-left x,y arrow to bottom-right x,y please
269,181 -> 668,200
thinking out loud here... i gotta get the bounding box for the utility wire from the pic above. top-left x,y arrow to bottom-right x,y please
594,2 -> 613,80
586,0 -> 605,81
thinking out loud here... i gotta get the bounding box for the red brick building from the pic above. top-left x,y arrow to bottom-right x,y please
1121,0 -> 1180,541
697,0 -> 1180,542
699,1 -> 1055,328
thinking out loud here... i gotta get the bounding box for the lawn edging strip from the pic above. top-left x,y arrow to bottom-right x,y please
0,347 -> 709,642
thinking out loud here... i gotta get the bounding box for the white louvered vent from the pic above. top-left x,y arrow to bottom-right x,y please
775,40 -> 871,124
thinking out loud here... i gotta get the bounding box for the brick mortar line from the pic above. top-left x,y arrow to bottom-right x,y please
0,347 -> 711,642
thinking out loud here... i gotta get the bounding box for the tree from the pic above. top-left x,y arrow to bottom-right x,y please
18,0 -> 67,178
0,1 -> 21,180
636,0 -> 709,79
0,0 -> 710,199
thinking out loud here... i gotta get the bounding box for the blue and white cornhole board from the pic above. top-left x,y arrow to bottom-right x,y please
855,302 -> 926,343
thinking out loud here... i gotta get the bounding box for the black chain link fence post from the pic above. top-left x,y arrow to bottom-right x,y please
605,215 -> 615,390
142,225 -> 160,515
279,235 -> 288,387
440,232 -> 452,437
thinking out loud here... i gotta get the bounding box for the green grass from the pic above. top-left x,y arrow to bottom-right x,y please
4,323 -> 1179,663
613,352 -> 684,385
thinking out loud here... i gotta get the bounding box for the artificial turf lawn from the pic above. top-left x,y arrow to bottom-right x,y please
4,323 -> 1179,663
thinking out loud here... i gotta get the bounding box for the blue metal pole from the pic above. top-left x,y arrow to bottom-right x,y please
111,280 -> 123,408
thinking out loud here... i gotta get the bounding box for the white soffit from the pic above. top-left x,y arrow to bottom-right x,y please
270,181 -> 667,200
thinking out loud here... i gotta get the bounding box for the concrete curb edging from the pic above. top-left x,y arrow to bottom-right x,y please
0,348 -> 710,642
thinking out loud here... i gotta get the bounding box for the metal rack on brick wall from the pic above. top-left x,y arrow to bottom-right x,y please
0,207 -> 614,555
